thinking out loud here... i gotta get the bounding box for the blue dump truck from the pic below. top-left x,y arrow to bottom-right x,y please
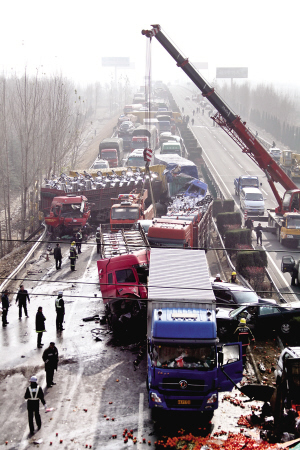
146,248 -> 243,416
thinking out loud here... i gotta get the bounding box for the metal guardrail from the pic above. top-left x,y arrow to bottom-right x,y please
0,223 -> 47,293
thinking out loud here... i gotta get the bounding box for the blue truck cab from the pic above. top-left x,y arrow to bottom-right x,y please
147,248 -> 243,414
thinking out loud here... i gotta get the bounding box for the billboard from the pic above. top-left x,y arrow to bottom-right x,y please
102,57 -> 130,67
193,62 -> 208,70
216,67 -> 248,78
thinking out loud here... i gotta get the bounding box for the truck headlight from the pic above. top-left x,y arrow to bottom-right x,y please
206,393 -> 217,404
150,392 -> 162,403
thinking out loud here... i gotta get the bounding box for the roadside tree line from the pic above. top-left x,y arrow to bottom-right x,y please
217,81 -> 300,151
0,71 -> 88,251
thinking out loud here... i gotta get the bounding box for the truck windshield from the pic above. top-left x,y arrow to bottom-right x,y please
101,151 -> 116,159
241,180 -> 258,187
111,207 -> 139,220
287,216 -> 300,229
60,204 -> 83,218
132,140 -> 148,150
152,344 -> 216,370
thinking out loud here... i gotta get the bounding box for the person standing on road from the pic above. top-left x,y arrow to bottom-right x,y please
245,217 -> 253,230
16,285 -> 30,319
76,229 -> 82,254
36,307 -> 46,348
55,291 -> 65,331
53,243 -> 62,270
24,376 -> 47,436
96,227 -> 101,254
69,241 -> 78,271
255,223 -> 263,245
233,318 -> 255,366
42,342 -> 59,388
2,289 -> 9,327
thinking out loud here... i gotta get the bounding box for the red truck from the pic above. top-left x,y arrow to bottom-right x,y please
100,148 -> 118,168
97,227 -> 150,333
44,195 -> 90,235
147,198 -> 213,249
110,189 -> 154,231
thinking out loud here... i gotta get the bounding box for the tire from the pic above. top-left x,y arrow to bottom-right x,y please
218,325 -> 228,340
280,322 -> 291,335
276,226 -> 281,243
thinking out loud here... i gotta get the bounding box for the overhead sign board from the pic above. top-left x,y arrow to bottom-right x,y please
193,62 -> 208,70
216,67 -> 248,78
102,57 -> 130,67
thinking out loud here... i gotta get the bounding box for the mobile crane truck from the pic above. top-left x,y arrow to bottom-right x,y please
146,248 -> 243,416
142,25 -> 300,247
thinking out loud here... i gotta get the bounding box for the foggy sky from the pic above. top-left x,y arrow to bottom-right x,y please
1,0 -> 299,92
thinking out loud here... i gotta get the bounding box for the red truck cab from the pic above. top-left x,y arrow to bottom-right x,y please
100,148 -> 118,167
131,136 -> 149,151
110,191 -> 154,231
97,250 -> 149,331
45,195 -> 90,233
147,218 -> 193,248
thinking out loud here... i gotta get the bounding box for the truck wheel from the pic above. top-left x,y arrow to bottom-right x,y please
280,322 -> 291,335
276,227 -> 281,243
218,325 -> 228,340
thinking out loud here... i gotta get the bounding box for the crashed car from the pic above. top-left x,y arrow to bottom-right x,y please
216,303 -> 300,340
211,279 -> 276,307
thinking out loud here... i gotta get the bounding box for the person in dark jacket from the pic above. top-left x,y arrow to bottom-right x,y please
42,342 -> 59,388
96,227 -> 101,254
55,291 -> 65,331
16,285 -> 30,319
24,375 -> 47,435
76,230 -> 82,254
245,217 -> 253,230
35,307 -> 46,348
255,223 -> 263,245
2,289 -> 9,326
53,243 -> 62,270
233,318 -> 255,366
69,241 -> 78,271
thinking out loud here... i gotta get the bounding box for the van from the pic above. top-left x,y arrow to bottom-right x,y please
161,141 -> 182,156
126,149 -> 153,167
240,187 -> 265,216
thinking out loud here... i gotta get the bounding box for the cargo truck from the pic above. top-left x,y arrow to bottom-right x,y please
146,248 -> 243,414
110,189 -> 154,231
234,175 -> 260,196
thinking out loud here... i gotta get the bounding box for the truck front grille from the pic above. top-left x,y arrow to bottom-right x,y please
160,378 -> 206,393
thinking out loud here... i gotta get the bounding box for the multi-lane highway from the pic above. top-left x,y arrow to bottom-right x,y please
170,84 -> 300,303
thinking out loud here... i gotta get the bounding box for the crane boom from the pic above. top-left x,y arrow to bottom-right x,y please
142,25 -> 299,213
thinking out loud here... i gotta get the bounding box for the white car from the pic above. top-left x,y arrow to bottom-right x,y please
274,346 -> 300,385
91,159 -> 109,170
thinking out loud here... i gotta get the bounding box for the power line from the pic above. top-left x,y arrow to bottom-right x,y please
1,276 -> 297,299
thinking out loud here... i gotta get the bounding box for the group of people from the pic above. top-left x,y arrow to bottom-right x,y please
25,341 -> 59,435
213,271 -> 238,284
2,285 -> 30,327
53,229 -> 83,272
1,287 -> 65,346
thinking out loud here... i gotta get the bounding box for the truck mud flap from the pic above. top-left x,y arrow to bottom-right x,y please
240,384 -> 275,402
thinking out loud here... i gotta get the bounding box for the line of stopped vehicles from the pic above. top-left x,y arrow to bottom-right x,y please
37,25 -> 300,420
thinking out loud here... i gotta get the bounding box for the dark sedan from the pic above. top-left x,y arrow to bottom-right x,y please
216,303 -> 300,340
